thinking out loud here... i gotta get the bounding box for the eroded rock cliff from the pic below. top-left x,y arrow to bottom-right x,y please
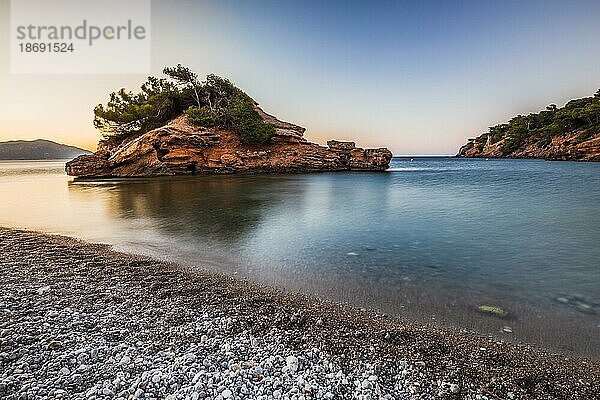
457,131 -> 600,161
457,91 -> 600,161
66,110 -> 392,177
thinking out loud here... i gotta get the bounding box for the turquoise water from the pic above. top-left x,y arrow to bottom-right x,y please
0,158 -> 599,358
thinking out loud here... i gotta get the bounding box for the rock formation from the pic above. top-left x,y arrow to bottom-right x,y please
457,90 -> 600,162
457,131 -> 600,161
66,108 -> 392,177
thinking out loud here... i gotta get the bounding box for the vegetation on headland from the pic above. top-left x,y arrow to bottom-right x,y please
93,65 -> 275,145
470,90 -> 600,156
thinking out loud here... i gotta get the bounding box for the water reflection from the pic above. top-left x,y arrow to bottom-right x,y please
1,160 -> 599,358
70,176 -> 277,242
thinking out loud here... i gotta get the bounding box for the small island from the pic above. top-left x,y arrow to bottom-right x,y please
66,66 -> 392,177
457,90 -> 600,161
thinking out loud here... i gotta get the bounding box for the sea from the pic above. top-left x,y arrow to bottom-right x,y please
1,157 -> 598,358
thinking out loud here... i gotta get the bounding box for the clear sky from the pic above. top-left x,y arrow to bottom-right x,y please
1,0 -> 599,154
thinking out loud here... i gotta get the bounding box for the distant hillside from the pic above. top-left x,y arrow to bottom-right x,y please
457,90 -> 600,161
0,139 -> 91,160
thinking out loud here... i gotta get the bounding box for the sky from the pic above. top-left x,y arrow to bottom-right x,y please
0,0 -> 599,154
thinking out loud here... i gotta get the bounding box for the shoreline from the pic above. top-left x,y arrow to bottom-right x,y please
1,228 -> 598,399
453,155 -> 600,162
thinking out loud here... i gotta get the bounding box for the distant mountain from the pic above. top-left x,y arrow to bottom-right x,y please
0,139 -> 91,160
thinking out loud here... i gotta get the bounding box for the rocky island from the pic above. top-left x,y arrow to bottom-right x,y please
457,90 -> 600,161
66,66 -> 391,177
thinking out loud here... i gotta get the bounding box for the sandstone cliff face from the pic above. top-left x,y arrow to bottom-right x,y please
457,131 -> 600,161
66,112 -> 392,177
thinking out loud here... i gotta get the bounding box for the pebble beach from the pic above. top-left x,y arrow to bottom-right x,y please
0,228 -> 598,400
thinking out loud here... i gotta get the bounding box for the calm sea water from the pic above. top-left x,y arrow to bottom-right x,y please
1,158 -> 599,358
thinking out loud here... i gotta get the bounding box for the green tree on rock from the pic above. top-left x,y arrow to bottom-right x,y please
93,65 -> 275,145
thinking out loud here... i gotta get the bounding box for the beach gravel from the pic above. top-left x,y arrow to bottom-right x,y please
0,228 -> 598,399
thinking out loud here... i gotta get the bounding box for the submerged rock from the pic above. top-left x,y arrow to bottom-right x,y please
66,109 -> 392,177
554,294 -> 598,315
576,303 -> 596,315
477,305 -> 508,318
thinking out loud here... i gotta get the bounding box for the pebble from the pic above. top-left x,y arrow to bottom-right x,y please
0,229 -> 591,400
37,286 -> 51,295
450,383 -> 460,393
47,340 -> 63,350
286,355 -> 299,373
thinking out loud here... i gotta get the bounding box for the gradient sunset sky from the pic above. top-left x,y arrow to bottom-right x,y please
1,0 -> 599,154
